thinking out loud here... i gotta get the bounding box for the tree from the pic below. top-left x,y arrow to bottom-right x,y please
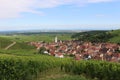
38,47 -> 46,54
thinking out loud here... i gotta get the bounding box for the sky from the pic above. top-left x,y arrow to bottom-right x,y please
0,0 -> 120,31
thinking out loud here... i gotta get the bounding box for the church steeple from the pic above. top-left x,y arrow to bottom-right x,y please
55,36 -> 58,43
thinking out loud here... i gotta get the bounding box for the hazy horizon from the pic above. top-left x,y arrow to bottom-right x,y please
0,26 -> 119,32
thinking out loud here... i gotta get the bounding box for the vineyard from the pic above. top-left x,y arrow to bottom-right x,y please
0,53 -> 120,80
0,32 -> 120,80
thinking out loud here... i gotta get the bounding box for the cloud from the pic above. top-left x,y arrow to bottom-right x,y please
0,0 -> 115,19
0,0 -> 35,18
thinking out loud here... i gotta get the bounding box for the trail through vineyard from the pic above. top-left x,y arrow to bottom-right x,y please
4,42 -> 16,50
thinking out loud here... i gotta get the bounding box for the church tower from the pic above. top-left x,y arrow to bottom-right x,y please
55,36 -> 58,43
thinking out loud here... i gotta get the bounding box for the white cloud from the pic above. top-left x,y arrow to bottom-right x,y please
0,0 -> 35,18
0,0 -> 115,19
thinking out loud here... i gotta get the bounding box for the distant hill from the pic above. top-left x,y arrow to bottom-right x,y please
71,29 -> 120,43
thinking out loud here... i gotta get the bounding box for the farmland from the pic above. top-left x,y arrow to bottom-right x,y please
0,31 -> 120,80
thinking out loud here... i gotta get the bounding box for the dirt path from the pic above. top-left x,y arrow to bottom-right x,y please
5,42 -> 16,50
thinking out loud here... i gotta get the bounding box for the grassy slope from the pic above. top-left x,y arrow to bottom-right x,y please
0,37 -> 12,49
109,30 -> 120,43
0,36 -> 35,50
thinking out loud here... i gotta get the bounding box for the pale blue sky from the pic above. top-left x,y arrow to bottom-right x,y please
0,0 -> 120,31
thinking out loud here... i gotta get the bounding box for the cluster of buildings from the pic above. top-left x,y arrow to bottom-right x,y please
29,37 -> 120,63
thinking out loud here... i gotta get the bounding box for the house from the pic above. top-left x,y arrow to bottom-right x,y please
55,53 -> 64,58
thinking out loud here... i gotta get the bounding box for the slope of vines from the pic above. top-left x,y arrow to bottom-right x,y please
0,54 -> 120,80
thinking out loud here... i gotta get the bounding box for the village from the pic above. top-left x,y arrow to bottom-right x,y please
29,36 -> 120,63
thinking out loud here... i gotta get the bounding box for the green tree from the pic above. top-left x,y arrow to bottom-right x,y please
38,47 -> 46,54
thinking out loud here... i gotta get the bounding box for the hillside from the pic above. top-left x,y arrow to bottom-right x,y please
0,37 -> 35,50
71,29 -> 120,43
109,29 -> 120,43
0,37 -> 12,49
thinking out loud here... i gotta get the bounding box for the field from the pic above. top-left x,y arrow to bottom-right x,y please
0,32 -> 120,80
